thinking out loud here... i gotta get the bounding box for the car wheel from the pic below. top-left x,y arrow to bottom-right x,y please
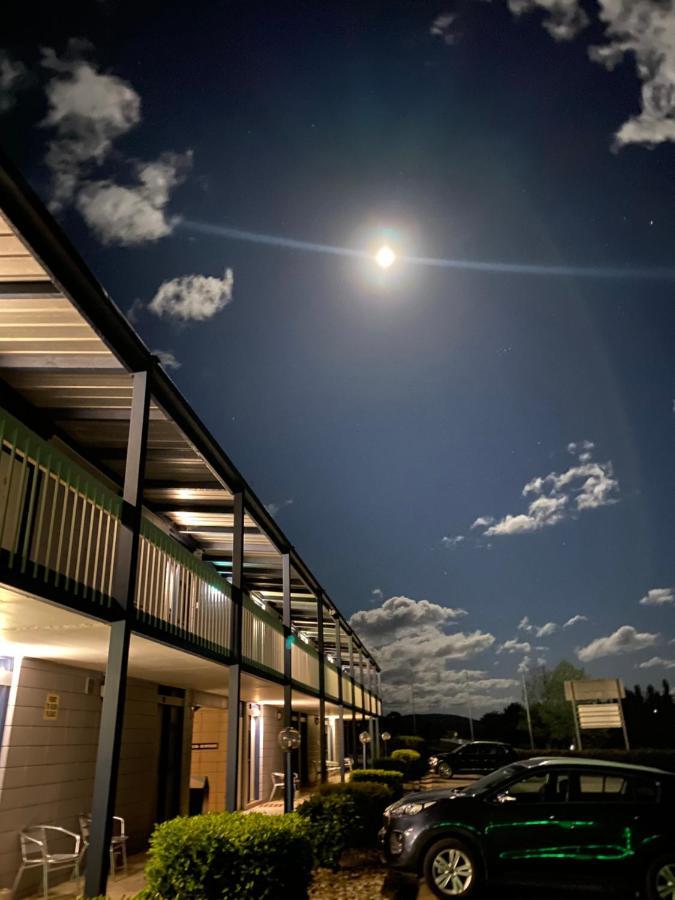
423,838 -> 480,898
438,761 -> 453,778
646,854 -> 675,900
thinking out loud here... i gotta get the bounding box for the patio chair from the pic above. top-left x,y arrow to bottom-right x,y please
344,756 -> 354,772
12,826 -> 81,900
269,771 -> 299,801
78,813 -> 128,878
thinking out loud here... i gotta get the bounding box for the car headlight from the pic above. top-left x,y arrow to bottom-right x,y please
428,756 -> 438,766
390,800 -> 437,817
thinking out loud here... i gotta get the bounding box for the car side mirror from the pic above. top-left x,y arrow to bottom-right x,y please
494,791 -> 517,804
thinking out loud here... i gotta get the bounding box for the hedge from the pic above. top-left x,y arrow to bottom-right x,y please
391,748 -> 420,764
297,781 -> 393,868
350,768 -> 405,795
140,812 -> 313,899
516,748 -> 675,772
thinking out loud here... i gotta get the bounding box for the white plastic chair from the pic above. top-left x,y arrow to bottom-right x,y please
78,813 -> 128,878
12,826 -> 81,900
269,771 -> 299,801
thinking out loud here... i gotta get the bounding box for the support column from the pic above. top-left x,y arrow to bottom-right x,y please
348,633 -> 357,764
282,553 -> 294,812
225,490 -> 245,811
335,619 -> 345,783
358,646 -> 367,766
317,595 -> 327,783
85,371 -> 150,899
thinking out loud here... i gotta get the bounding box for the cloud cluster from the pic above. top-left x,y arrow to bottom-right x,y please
76,152 -> 191,245
349,596 -> 508,713
518,616 -> 558,638
563,614 -> 588,628
0,51 -> 27,113
152,349 -> 181,370
148,269 -> 234,321
577,625 -> 659,662
39,44 -> 190,243
503,0 -> 675,147
430,12 -> 460,45
640,588 -> 675,607
638,656 -> 675,670
498,638 -> 532,654
473,443 -> 619,537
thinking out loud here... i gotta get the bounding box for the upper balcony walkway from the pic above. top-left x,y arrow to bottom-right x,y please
0,152 -> 380,715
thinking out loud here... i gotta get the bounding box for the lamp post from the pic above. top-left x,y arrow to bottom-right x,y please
381,730 -> 391,758
278,726 -> 301,812
358,730 -> 371,769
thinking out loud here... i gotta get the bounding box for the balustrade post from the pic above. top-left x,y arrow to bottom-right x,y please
317,595 -> 327,783
225,490 -> 244,811
335,619 -> 345,783
282,553 -> 294,812
85,371 -> 149,898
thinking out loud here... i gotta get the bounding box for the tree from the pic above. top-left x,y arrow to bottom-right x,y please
527,660 -> 585,747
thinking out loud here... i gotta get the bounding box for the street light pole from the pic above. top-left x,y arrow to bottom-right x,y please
522,672 -> 535,750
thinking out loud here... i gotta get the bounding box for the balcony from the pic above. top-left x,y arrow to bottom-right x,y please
0,405 -> 376,701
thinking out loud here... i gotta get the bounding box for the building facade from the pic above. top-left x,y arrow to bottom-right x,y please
0,155 -> 381,897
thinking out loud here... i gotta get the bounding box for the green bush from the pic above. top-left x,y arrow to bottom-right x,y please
391,748 -> 421,764
392,735 -> 425,752
515,747 -> 675,772
372,756 -> 407,771
297,781 -> 393,868
141,811 -> 313,899
350,768 -> 405,795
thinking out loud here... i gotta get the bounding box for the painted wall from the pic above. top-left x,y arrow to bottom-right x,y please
0,658 -> 165,894
190,707 -> 228,813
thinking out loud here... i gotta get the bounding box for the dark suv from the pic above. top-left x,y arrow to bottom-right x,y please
428,741 -> 516,778
380,756 -> 675,898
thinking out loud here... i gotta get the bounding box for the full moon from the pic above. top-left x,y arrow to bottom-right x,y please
375,245 -> 396,269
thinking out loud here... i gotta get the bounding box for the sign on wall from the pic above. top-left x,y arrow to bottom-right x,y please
564,678 -> 629,749
43,693 -> 60,720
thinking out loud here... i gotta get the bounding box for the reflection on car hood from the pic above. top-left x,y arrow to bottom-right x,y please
394,786 -> 466,805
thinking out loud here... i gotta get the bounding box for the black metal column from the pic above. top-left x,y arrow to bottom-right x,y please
335,619 -> 345,783
85,371 -> 150,899
317,595 -> 327,783
348,633 -> 357,763
225,490 -> 245,812
358,646 -> 367,766
282,553 -> 294,812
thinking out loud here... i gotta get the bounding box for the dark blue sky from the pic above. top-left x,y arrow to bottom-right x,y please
2,0 -> 674,712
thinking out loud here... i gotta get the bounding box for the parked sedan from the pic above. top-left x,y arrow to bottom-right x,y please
428,741 -> 517,778
380,756 -> 675,898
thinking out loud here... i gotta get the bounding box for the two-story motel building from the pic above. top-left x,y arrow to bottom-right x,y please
0,153 -> 381,897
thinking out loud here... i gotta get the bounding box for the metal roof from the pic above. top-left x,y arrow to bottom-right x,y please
0,152 -> 378,671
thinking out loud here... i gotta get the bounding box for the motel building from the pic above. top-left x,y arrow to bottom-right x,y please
0,155 -> 381,898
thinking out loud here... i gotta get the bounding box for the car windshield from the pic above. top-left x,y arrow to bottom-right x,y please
459,763 -> 526,796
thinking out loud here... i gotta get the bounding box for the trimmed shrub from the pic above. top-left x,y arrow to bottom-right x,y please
372,756 -> 407,771
515,747 -> 675,772
297,781 -> 393,868
392,735 -> 425,753
350,768 -> 405,795
391,748 -> 421,764
141,811 -> 313,899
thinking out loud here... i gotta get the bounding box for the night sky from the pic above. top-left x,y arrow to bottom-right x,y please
2,0 -> 674,714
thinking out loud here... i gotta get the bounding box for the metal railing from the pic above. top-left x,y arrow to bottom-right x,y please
324,660 -> 340,699
135,517 -> 231,655
292,639 -> 320,692
0,408 -> 120,605
242,595 -> 284,675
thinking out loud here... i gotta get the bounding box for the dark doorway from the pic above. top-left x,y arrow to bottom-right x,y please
157,702 -> 184,822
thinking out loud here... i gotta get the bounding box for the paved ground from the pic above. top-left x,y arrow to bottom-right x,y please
23,853 -> 147,899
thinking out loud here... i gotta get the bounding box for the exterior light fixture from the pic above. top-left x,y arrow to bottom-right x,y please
359,729 -> 371,768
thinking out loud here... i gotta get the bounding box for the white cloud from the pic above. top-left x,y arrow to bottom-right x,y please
536,621 -> 558,637
442,534 -> 464,548
518,616 -> 532,632
563,614 -> 588,628
350,595 -> 467,648
471,516 -> 494,530
502,1 -> 675,148
349,596 -> 502,713
152,349 -> 181,370
264,498 -> 294,517
567,439 -> 595,463
0,51 -> 27,113
577,625 -> 659,662
430,12 -> 460,45
640,588 -> 675,607
371,588 -> 383,601
498,638 -> 532,654
637,656 -> 675,670
148,269 -> 234,321
41,49 -> 141,208
76,152 -> 191,245
476,446 -> 618,538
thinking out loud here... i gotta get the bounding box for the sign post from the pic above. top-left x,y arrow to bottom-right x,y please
564,678 -> 629,750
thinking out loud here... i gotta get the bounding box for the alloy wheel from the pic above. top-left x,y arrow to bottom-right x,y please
656,863 -> 675,900
431,847 -> 474,895
439,762 -> 452,778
